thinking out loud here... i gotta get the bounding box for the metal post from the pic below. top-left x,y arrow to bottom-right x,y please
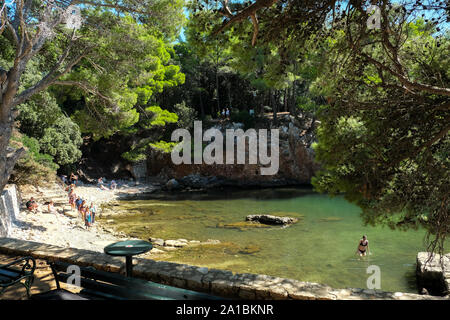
125,256 -> 133,277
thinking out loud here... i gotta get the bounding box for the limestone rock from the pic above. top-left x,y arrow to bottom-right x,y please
149,237 -> 164,246
164,239 -> 188,247
246,214 -> 299,225
150,248 -> 165,254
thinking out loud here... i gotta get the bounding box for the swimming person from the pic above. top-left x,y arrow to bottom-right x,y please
356,235 -> 370,256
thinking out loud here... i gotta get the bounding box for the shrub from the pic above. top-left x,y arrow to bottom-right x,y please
39,117 -> 83,166
9,132 -> 58,186
230,109 -> 255,130
173,101 -> 197,130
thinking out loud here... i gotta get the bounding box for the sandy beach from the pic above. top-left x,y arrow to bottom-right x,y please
10,181 -> 159,254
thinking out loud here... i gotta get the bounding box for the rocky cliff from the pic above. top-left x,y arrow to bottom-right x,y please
148,113 -> 320,188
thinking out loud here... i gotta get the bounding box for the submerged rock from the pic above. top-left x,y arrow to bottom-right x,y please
216,221 -> 271,231
239,244 -> 261,254
246,214 -> 299,225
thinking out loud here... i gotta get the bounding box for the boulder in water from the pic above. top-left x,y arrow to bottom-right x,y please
165,179 -> 180,191
246,214 -> 298,225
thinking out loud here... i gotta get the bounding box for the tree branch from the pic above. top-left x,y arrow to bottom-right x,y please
214,0 -> 278,45
76,0 -> 150,15
250,13 -> 259,46
361,52 -> 450,97
12,49 -> 87,107
52,80 -> 116,107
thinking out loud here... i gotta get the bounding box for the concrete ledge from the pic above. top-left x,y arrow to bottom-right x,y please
0,185 -> 20,237
0,238 -> 448,300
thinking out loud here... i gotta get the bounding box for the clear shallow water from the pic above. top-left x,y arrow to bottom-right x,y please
107,188 -> 445,293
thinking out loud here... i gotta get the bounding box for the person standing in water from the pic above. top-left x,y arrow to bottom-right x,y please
356,235 -> 370,256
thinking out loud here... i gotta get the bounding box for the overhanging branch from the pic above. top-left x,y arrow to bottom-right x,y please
214,0 -> 278,45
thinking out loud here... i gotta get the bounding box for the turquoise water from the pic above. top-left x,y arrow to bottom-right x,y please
108,188 -> 444,293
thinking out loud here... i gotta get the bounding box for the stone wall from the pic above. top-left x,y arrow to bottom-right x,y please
0,185 -> 20,237
0,238 -> 447,300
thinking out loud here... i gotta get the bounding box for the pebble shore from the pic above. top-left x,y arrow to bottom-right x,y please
10,181 -> 222,258
11,181 -> 159,254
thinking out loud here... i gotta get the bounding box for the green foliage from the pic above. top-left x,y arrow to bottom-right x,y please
9,132 -> 58,186
121,105 -> 179,162
14,65 -> 83,168
40,117 -> 83,166
47,12 -> 186,140
20,135 -> 58,171
230,109 -> 256,130
149,141 -> 178,153
143,106 -> 179,127
173,101 -> 197,130
311,20 -> 450,249
297,96 -> 321,114
16,91 -> 62,138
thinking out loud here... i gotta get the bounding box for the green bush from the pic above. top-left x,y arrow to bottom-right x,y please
9,132 -> 58,186
39,117 -> 83,166
230,109 -> 255,130
173,101 -> 197,130
20,135 -> 59,171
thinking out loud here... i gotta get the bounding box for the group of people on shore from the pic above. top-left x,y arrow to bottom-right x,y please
97,177 -> 117,191
62,173 -> 118,191
67,183 -> 96,229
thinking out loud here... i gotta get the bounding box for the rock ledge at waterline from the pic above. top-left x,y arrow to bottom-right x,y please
246,214 -> 299,226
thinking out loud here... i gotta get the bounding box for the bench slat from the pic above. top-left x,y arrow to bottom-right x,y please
0,274 -> 14,284
52,261 -> 220,300
0,268 -> 21,279
56,272 -> 172,300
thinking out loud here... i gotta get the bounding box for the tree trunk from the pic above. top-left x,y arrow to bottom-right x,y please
199,90 -> 205,119
0,122 -> 13,192
290,82 -> 296,115
227,81 -> 232,108
272,90 -> 278,125
215,66 -> 220,117
0,77 -> 25,193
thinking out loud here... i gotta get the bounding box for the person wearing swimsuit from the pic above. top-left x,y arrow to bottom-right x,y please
356,235 -> 370,256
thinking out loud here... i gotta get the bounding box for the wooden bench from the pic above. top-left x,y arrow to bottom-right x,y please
0,256 -> 36,298
31,260 -> 223,300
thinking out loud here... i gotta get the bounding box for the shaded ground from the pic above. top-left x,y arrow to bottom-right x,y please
0,253 -> 77,300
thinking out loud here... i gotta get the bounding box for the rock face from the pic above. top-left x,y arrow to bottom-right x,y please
246,214 -> 298,225
147,113 -> 320,187
416,252 -> 450,296
0,185 -> 20,237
